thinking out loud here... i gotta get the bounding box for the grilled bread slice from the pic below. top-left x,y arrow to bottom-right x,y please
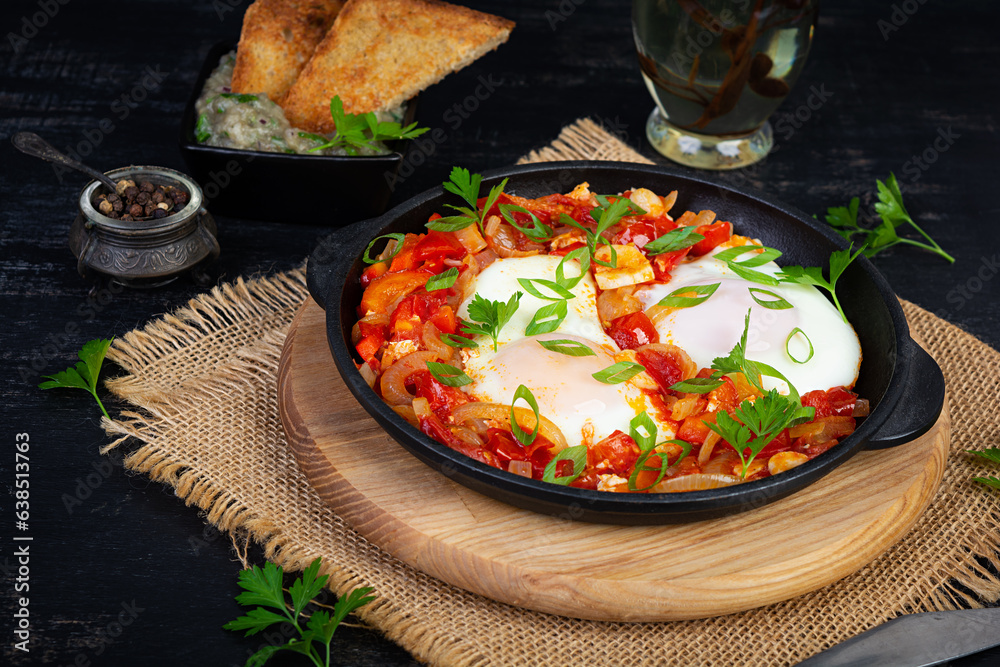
281,0 -> 514,133
231,0 -> 346,103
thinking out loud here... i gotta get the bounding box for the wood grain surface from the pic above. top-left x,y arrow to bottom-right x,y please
280,297 -> 950,622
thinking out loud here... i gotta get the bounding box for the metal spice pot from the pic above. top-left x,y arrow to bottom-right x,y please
70,166 -> 219,286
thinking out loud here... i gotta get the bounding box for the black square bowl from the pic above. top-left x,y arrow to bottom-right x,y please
178,42 -> 416,224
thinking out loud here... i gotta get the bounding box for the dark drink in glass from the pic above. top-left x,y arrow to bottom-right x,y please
633,0 -> 818,169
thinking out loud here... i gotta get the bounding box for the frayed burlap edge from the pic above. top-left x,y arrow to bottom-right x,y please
100,118 -> 1000,666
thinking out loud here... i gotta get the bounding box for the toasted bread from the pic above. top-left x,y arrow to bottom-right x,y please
231,0 -> 346,103
281,0 -> 514,133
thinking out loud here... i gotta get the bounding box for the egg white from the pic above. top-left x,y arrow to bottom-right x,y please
458,256 -> 675,446
634,247 -> 862,395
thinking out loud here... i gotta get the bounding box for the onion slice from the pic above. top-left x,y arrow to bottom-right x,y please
451,402 -> 568,452
380,351 -> 437,405
649,473 -> 740,493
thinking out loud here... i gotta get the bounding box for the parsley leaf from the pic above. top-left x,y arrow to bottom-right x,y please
708,390 -> 814,479
308,96 -> 429,156
969,448 -> 1000,465
969,448 -> 1000,491
195,113 -> 212,143
778,244 -> 865,323
820,173 -> 954,263
501,204 -> 554,241
436,167 -> 508,234
224,558 -> 374,667
709,309 -> 807,404
443,166 -> 482,210
38,338 -> 114,420
461,292 -> 522,351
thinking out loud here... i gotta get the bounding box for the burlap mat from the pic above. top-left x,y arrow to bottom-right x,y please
103,119 -> 1000,666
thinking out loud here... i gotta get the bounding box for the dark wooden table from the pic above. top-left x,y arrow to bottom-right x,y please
2,0 -> 998,665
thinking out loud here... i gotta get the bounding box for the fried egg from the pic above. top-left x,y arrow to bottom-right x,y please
458,256 -> 674,445
634,246 -> 862,395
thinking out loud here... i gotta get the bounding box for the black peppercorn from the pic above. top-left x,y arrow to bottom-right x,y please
124,185 -> 139,200
151,190 -> 165,204
136,191 -> 150,205
152,208 -> 167,219
112,199 -> 123,213
120,214 -> 134,222
139,181 -> 155,193
128,203 -> 144,217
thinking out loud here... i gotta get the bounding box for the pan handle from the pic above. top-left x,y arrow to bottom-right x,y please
306,216 -> 380,310
864,339 -> 945,450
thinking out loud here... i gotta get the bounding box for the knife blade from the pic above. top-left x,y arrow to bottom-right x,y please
794,608 -> 1000,667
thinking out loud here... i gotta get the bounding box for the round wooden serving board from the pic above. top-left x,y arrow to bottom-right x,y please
279,298 -> 950,622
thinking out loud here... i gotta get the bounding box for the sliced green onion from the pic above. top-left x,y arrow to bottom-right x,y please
426,267 -> 459,292
542,445 -> 588,485
643,227 -> 705,255
426,215 -> 477,232
425,361 -> 472,387
510,384 -> 541,447
440,333 -> 478,349
669,377 -> 725,394
727,262 -> 781,286
555,246 -> 590,290
362,233 -> 405,265
784,327 -> 815,364
714,244 -> 782,266
629,411 -> 658,451
591,241 -> 618,269
525,300 -> 568,336
592,361 -> 645,384
517,278 -> 575,301
748,287 -> 793,310
656,282 -> 720,309
537,339 -> 596,357
628,439 -> 693,491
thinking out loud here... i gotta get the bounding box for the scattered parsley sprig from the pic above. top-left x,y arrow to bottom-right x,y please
429,167 -> 509,234
968,448 -> 1000,491
708,389 -> 814,479
778,244 -> 865,323
38,338 -> 114,419
560,195 -> 645,269
224,558 -> 374,667
307,96 -> 428,156
823,173 -> 954,263
460,291 -> 522,351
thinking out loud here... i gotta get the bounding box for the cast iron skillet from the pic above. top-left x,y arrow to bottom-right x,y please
307,161 -> 945,524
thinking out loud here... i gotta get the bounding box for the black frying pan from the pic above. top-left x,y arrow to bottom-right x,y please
307,161 -> 944,524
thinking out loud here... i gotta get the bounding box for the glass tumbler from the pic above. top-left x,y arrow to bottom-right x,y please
633,0 -> 818,169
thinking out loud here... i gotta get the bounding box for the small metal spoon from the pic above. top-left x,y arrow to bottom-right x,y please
12,131 -> 120,193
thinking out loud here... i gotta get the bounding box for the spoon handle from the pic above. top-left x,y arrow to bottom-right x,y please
11,131 -> 119,193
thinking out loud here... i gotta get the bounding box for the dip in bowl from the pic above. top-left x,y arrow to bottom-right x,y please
179,42 -> 418,225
